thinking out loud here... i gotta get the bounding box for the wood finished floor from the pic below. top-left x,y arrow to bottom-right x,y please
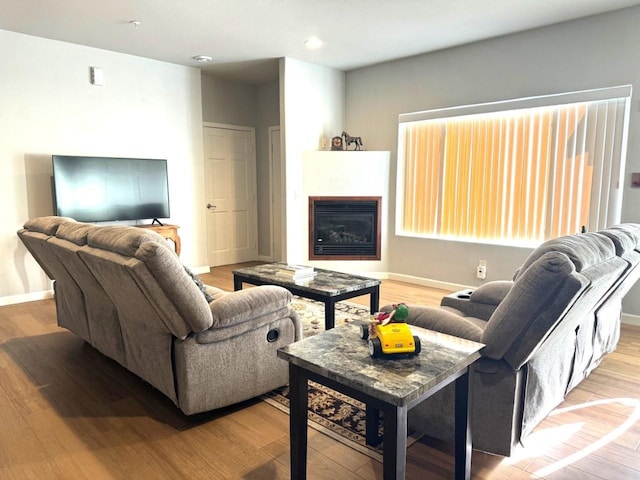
0,262 -> 638,479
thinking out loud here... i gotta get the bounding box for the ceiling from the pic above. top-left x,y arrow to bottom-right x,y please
2,0 -> 639,85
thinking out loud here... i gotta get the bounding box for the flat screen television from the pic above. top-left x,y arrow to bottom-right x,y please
52,155 -> 170,223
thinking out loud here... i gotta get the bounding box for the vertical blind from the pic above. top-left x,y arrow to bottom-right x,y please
397,86 -> 632,244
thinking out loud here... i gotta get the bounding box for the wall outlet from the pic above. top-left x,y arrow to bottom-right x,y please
477,260 -> 487,279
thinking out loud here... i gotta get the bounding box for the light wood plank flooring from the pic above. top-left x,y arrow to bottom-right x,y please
0,262 -> 638,479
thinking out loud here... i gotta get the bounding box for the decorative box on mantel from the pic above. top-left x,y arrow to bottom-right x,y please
302,151 -> 390,271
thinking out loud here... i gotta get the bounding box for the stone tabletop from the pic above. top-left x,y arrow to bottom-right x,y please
277,323 -> 484,407
233,263 -> 380,295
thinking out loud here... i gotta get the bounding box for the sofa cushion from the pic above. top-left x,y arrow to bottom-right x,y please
204,285 -> 228,301
599,224 -> 640,256
134,242 -> 213,332
55,222 -> 94,245
514,232 -> 614,280
470,281 -> 513,305
405,305 -> 484,342
482,251 -> 585,363
87,225 -> 165,256
439,306 -> 488,330
85,225 -> 213,333
24,216 -> 74,235
184,266 -> 215,303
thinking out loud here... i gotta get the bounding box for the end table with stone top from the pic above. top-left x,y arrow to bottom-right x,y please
232,263 -> 381,330
277,323 -> 484,480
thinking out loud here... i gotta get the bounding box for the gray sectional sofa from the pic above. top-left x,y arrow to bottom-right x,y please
18,216 -> 302,415
390,224 -> 640,456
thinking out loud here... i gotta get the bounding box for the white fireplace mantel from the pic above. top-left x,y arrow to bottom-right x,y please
299,150 -> 391,274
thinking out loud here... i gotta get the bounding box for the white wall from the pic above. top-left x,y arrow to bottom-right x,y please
1,29 -> 206,303
345,6 -> 640,316
280,58 -> 345,263
302,151 -> 390,275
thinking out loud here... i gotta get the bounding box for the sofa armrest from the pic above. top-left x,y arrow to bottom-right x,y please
470,280 -> 513,305
203,284 -> 228,301
441,281 -> 513,321
400,305 -> 484,342
195,285 -> 301,344
209,285 -> 292,328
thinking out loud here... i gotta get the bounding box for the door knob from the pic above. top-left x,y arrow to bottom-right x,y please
206,203 -> 217,210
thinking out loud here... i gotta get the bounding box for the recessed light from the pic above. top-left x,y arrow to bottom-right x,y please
304,37 -> 324,49
192,55 -> 212,63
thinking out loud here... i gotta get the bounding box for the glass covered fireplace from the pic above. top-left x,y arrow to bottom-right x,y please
309,196 -> 381,260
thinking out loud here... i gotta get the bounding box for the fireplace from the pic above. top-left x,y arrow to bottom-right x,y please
309,196 -> 381,260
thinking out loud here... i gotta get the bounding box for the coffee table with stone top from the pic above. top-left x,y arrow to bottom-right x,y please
232,263 -> 380,330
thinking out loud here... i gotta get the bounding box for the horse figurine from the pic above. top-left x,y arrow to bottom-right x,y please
341,131 -> 364,151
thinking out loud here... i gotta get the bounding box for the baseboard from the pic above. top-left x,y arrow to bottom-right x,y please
387,272 -> 471,293
622,313 -> 640,326
351,271 -> 389,280
0,290 -> 54,307
190,265 -> 211,275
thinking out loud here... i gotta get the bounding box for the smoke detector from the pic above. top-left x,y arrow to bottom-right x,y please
192,55 -> 212,63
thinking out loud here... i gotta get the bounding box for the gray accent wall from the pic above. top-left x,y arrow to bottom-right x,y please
200,74 -> 280,259
345,6 -> 640,316
201,75 -> 257,126
256,81 -> 280,258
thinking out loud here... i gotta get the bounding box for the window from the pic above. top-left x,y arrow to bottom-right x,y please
396,86 -> 632,246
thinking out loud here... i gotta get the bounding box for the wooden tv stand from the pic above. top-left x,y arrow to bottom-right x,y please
137,223 -> 181,256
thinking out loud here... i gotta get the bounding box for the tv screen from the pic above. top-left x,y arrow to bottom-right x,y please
52,155 -> 170,223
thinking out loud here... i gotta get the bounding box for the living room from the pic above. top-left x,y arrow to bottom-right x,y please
2,2 -> 640,479
2,5 -> 640,317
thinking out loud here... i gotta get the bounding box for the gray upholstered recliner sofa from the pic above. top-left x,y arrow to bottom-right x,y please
18,216 -> 302,415
389,224 -> 640,456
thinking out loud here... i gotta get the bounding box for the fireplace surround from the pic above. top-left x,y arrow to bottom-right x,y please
309,196 -> 381,260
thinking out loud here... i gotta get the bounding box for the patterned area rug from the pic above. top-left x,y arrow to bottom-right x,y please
289,296 -> 370,337
262,297 -> 421,460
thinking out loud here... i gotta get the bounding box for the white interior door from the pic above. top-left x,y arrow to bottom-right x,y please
203,125 -> 258,266
269,126 -> 284,262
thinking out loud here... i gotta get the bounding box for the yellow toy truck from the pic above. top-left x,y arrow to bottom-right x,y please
360,303 -> 421,358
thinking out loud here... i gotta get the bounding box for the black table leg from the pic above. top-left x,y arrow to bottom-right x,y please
370,285 -> 380,313
324,298 -> 336,330
365,406 -> 381,446
454,369 -> 472,480
383,405 -> 408,480
233,275 -> 242,291
289,364 -> 309,480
